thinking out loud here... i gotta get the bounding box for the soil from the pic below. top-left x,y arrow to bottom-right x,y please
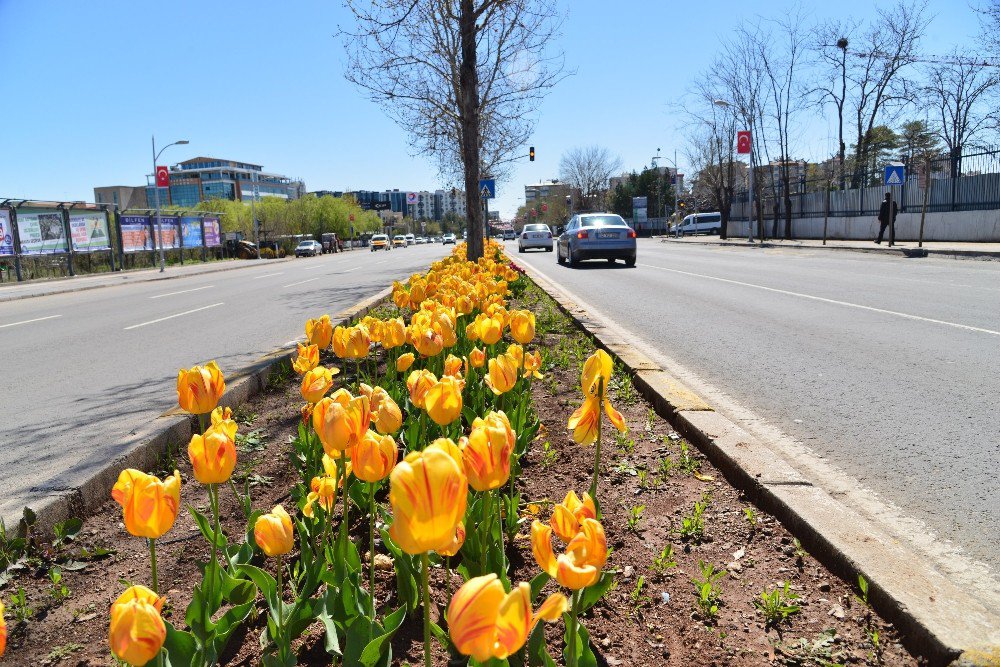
0,274 -> 926,666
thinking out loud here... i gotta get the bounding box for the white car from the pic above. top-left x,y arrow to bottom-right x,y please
295,240 -> 322,257
671,212 -> 722,236
442,233 -> 457,245
405,234 -> 416,246
517,223 -> 554,252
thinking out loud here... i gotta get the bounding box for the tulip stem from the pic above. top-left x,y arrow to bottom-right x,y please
208,483 -> 221,603
589,377 -> 603,507
568,588 -> 582,667
198,412 -> 208,435
421,552 -> 431,667
276,554 -> 287,661
148,538 -> 159,594
481,490 -> 492,574
368,482 -> 377,625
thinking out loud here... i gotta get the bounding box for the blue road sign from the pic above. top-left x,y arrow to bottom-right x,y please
478,179 -> 496,199
884,165 -> 905,186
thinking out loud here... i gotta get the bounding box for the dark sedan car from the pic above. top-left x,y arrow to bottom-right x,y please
556,213 -> 637,267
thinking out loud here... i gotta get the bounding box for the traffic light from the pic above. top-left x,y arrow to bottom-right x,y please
678,200 -> 686,210
529,146 -> 535,161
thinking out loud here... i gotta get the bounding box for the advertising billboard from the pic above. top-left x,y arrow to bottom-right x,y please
0,209 -> 14,256
17,209 -> 68,254
121,215 -> 154,252
180,216 -> 203,248
153,216 -> 180,249
203,217 -> 221,247
69,212 -> 111,252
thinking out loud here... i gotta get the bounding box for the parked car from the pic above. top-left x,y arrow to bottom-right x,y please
442,233 -> 457,245
670,212 -> 722,236
295,240 -> 323,257
393,235 -> 408,248
415,236 -> 427,244
556,213 -> 637,267
502,229 -> 517,240
370,234 -> 390,251
405,234 -> 416,246
518,223 -> 554,252
321,232 -> 342,253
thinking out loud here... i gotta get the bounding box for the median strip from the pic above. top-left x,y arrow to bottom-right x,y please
123,302 -> 225,330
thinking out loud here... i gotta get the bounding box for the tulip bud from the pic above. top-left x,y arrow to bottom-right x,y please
424,375 -> 464,426
462,412 -> 513,491
254,505 -> 294,557
382,317 -> 407,349
176,361 -> 225,415
443,354 -> 463,378
109,585 -> 166,666
187,426 -> 237,485
484,353 -> 518,395
350,430 -> 397,483
305,314 -> 333,349
300,366 -> 334,404
406,369 -> 438,410
469,347 -> 486,368
388,447 -> 468,555
360,384 -> 402,434
509,310 -> 536,344
396,352 -> 415,373
112,469 -> 181,539
292,343 -> 319,375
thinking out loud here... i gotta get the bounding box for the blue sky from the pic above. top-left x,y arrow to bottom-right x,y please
0,0 -> 984,218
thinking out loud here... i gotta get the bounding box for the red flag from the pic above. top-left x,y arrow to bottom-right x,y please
737,131 -> 752,155
155,166 -> 170,187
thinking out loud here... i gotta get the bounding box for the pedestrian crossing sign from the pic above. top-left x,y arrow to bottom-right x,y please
884,165 -> 905,186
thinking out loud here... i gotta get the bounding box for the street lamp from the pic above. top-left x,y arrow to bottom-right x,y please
713,100 -> 754,243
151,137 -> 189,272
652,147 -> 681,236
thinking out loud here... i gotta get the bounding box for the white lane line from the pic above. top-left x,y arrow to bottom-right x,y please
252,272 -> 284,280
0,314 -> 62,329
372,260 -> 388,265
284,277 -> 322,288
149,285 -> 214,299
303,264 -> 328,271
124,303 -> 224,331
638,263 -> 1000,337
336,266 -> 361,273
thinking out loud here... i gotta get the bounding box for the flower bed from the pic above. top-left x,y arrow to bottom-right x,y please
0,242 -> 922,666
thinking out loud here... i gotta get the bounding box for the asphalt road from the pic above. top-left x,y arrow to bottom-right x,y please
0,244 -> 449,527
512,239 -> 1000,570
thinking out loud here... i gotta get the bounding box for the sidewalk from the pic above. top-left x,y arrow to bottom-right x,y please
0,256 -> 296,303
658,235 -> 1000,260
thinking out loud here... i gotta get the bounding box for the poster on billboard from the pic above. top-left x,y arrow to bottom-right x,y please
153,216 -> 180,249
0,209 -> 14,256
203,217 -> 221,247
180,217 -> 203,248
16,209 -> 68,254
632,196 -> 648,224
121,215 -> 154,252
69,212 -> 111,252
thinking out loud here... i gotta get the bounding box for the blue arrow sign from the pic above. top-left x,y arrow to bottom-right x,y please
884,165 -> 905,186
478,179 -> 496,199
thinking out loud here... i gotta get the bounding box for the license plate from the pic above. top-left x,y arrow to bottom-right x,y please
531,234 -> 543,238
598,232 -> 617,239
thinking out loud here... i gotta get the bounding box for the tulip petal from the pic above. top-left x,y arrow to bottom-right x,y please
530,521 -> 558,577
494,583 -> 532,658
447,574 -> 504,663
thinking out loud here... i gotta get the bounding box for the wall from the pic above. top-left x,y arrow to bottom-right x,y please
722,209 -> 1000,242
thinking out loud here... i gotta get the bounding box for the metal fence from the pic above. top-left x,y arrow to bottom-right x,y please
729,146 -> 1000,222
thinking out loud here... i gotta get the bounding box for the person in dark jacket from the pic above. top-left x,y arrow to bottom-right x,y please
875,192 -> 898,245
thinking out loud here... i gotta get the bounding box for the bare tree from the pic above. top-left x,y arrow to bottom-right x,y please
559,146 -> 622,210
814,24 -> 857,190
924,50 -> 1000,161
342,0 -> 567,260
977,1 -> 1000,56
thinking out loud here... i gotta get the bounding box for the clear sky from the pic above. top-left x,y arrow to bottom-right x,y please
0,0 -> 984,219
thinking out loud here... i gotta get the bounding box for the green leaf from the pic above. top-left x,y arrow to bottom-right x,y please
188,506 -> 227,548
526,621 -> 557,667
528,572 -> 551,600
162,621 -> 198,667
563,620 -> 598,667
578,571 -> 615,613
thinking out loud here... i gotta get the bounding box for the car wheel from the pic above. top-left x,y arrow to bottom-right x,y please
556,245 -> 565,265
607,258 -> 615,264
546,246 -> 553,252
625,255 -> 636,267
568,248 -> 579,267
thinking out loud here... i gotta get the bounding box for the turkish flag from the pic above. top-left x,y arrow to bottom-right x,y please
737,131 -> 752,155
155,166 -> 170,187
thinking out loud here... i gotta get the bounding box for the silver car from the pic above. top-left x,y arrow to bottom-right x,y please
518,223 -> 554,252
556,213 -> 637,267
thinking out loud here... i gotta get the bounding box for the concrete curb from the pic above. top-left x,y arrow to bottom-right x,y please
658,237 -> 1000,261
512,258 -> 1000,667
15,284 -> 393,542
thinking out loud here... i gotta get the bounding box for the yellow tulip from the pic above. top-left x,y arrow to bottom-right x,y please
475,314 -> 504,345
292,343 -> 319,375
382,317 -> 407,349
567,394 -> 627,446
443,354 -> 464,378
407,369 -> 438,409
388,446 -> 468,555
424,375 -> 464,426
506,343 -> 524,369
254,505 -> 294,557
469,347 -> 486,368
435,310 -> 458,348
484,353 -> 518,395
428,437 -> 465,469
465,321 -> 479,342
392,282 -> 410,309
176,361 -> 225,415
360,383 -> 402,434
411,323 -> 444,357
581,349 -> 613,398
408,279 -> 428,309
447,575 -> 568,662
523,350 -> 543,379
302,474 -> 338,518
455,294 -> 474,315
112,469 -> 181,539
396,352 -> 416,373
531,518 -> 607,590
0,600 -> 6,658
306,314 -> 333,349
550,490 -> 597,542
313,390 -> 371,454
350,430 -> 397,483
509,310 -> 536,345
361,316 -> 383,343
187,426 -> 237,485
210,406 -> 238,441
300,366 -> 334,404
462,411 -> 514,491
333,325 -> 371,359
109,585 -> 166,666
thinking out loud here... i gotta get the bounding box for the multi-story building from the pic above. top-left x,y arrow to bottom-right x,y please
524,180 -> 572,204
309,188 -> 466,222
436,189 -> 467,219
146,157 -> 305,208
93,185 -> 148,210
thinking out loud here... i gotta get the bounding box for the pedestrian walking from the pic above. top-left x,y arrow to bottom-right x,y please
875,192 -> 898,245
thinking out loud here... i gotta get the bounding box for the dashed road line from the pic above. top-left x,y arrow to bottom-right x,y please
124,303 -> 224,330
149,285 -> 214,299
0,314 -> 63,329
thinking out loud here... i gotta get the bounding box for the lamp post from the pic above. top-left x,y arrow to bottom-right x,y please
653,148 -> 681,237
151,137 -> 189,272
713,100 -> 754,243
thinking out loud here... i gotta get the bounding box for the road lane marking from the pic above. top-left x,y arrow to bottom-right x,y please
637,263 -> 1000,337
0,314 -> 62,329
303,264 -> 328,271
372,260 -> 388,265
252,272 -> 284,280
336,267 -> 360,273
284,277 -> 321,288
149,285 -> 214,299
124,303 -> 224,330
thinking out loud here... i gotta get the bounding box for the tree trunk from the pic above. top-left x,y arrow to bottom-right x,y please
782,171 -> 792,240
459,0 -> 484,261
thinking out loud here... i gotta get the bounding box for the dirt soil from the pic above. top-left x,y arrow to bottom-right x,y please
1,277 -> 926,666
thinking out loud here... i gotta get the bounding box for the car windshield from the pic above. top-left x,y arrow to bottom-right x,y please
579,216 -> 627,228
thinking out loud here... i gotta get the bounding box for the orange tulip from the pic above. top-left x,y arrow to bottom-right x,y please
443,354 -> 464,378
313,389 -> 371,454
550,490 -> 597,542
0,599 -> 6,658
360,383 -> 402,434
210,406 -> 238,441
484,353 -> 518,395
506,343 -> 524,369
462,411 -> 514,491
333,325 -> 371,359
302,474 -> 338,518
176,361 -> 225,415
112,469 -> 181,539
292,343 -> 319,375
361,316 -> 383,343
411,323 -> 444,357
523,350 -> 543,379
465,321 -> 479,342
187,426 -> 237,485
567,394 -> 627,446
447,574 -> 568,662
396,352 -> 416,373
475,314 -> 504,345
254,505 -> 294,557
531,517 -> 607,590
428,437 -> 465,469
382,317 -> 407,349
455,294 -> 474,315
388,446 -> 468,555
109,585 -> 166,666
300,366 -> 334,404
350,430 -> 397,483
306,314 -> 334,349
407,369 -> 438,409
581,349 -> 613,398
424,375 -> 464,426
468,346 -> 486,369
392,281 -> 410,309
509,310 -> 536,345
